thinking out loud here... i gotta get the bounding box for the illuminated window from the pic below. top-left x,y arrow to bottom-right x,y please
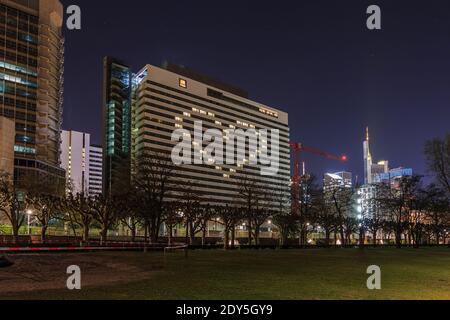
179,78 -> 187,88
175,123 -> 183,129
215,121 -> 222,126
183,112 -> 191,117
208,112 -> 215,117
175,117 -> 183,122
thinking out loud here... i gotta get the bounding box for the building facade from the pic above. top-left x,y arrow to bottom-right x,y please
324,171 -> 353,192
0,0 -> 65,187
360,128 -> 413,219
88,144 -> 103,196
130,63 -> 291,209
60,130 -> 103,197
102,56 -> 132,195
0,115 -> 14,177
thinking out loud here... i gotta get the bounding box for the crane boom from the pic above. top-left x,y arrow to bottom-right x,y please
290,142 -> 348,216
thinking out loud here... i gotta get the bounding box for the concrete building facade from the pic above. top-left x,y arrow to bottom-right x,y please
0,115 -> 14,177
60,130 -> 103,197
0,0 -> 65,187
131,63 -> 291,210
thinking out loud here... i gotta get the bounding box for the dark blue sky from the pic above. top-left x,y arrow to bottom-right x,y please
60,0 -> 450,181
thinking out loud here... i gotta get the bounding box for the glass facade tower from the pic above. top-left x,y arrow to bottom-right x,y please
0,0 -> 65,189
102,56 -> 132,195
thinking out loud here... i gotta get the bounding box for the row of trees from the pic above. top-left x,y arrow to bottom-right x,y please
1,135 -> 449,248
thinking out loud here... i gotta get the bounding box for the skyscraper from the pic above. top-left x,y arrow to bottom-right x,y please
363,127 -> 373,184
363,128 -> 389,184
102,57 -> 132,195
324,171 -> 353,192
0,0 -> 65,187
88,144 -> 103,196
60,130 -> 104,197
0,116 -> 14,177
131,63 -> 291,209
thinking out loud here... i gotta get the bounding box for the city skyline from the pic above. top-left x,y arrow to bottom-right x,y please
60,0 -> 450,181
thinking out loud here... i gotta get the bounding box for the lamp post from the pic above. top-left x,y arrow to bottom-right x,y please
26,209 -> 33,235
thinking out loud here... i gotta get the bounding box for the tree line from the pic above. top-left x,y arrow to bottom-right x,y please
0,136 -> 449,248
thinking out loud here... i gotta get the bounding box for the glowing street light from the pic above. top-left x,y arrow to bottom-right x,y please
26,209 -> 33,235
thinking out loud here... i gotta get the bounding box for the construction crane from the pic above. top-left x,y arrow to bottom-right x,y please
290,142 -> 348,215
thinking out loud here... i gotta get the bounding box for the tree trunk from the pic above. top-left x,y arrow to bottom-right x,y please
395,229 -> 402,249
83,224 -> 89,244
12,224 -> 19,245
185,222 -> 189,245
224,229 -> 230,250
325,229 -> 331,247
359,228 -> 365,248
168,225 -> 173,246
247,218 -> 252,246
202,229 -> 206,247
41,225 -> 48,244
189,223 -> 195,245
100,226 -> 108,246
254,226 -> 260,246
130,225 -> 136,243
231,226 -> 236,249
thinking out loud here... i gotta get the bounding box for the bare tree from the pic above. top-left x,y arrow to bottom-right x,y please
179,181 -> 202,245
23,173 -> 64,243
215,205 -> 242,250
134,150 -> 175,244
425,135 -> 450,195
273,184 -> 295,247
314,193 -> 337,247
163,201 -> 183,246
379,176 -> 422,248
90,194 -> 118,245
63,192 -> 94,243
325,181 -> 354,245
0,172 -> 25,243
297,175 -> 318,246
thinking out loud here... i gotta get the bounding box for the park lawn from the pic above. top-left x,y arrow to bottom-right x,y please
2,248 -> 450,300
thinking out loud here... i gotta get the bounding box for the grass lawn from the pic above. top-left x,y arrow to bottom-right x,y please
1,248 -> 449,300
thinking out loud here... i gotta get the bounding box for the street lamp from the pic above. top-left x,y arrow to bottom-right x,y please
26,209 -> 33,235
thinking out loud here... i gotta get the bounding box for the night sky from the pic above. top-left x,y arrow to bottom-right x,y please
60,0 -> 450,182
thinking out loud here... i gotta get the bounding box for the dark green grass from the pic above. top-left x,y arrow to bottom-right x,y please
2,248 -> 450,300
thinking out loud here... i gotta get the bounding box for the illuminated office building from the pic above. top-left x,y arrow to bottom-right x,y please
102,56 -> 132,195
131,63 -> 291,209
60,130 -> 103,196
0,0 -> 65,187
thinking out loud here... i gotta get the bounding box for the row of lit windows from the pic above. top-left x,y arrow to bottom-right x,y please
259,108 -> 278,118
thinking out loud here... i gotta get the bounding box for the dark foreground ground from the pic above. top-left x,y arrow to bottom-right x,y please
0,248 -> 449,300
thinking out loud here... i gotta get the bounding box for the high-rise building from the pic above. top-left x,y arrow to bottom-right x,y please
363,128 -> 389,184
0,116 -> 14,177
102,57 -> 132,195
60,130 -> 89,195
0,0 -> 65,187
363,127 -> 373,185
130,63 -> 291,209
88,144 -> 103,196
60,130 -> 103,197
324,171 -> 353,192
360,128 -> 413,219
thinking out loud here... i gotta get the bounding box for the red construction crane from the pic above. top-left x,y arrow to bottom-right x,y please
290,142 -> 348,215
290,142 -> 348,184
